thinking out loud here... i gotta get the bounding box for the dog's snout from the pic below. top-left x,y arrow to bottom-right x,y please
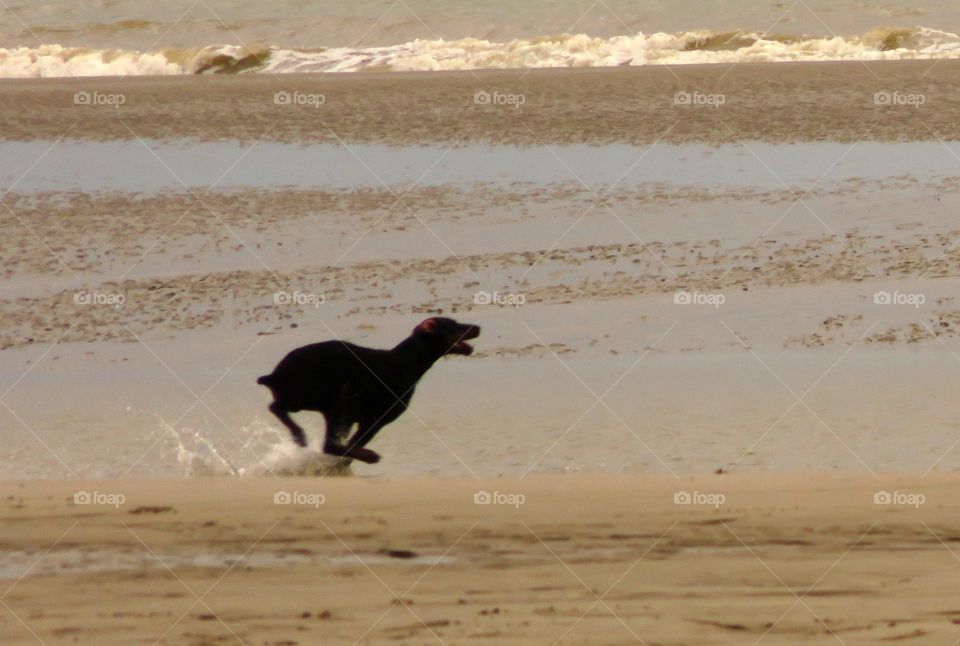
460,324 -> 481,340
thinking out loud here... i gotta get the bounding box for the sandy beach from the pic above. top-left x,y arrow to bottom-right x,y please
3,20 -> 960,640
3,474 -> 960,645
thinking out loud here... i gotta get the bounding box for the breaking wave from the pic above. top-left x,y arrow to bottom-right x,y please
1,26 -> 958,78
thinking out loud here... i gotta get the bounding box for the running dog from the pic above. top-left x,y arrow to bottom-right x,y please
257,317 -> 480,464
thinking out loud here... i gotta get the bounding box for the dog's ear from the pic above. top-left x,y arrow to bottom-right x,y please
417,318 -> 438,335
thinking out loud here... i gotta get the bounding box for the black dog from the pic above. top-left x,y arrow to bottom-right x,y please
257,317 -> 480,464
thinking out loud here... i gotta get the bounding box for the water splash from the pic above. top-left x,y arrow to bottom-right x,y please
241,441 -> 354,477
161,418 -> 353,477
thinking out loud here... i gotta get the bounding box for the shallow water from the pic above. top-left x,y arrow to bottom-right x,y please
3,133 -> 959,480
2,140 -> 958,193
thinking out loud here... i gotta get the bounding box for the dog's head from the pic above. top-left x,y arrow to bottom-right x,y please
413,317 -> 481,356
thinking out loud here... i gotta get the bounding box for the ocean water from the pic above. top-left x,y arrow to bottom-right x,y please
1,0 -> 960,77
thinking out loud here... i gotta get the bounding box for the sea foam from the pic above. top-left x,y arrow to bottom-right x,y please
2,27 -> 958,78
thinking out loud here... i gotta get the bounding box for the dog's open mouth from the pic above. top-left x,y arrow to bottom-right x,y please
450,326 -> 481,355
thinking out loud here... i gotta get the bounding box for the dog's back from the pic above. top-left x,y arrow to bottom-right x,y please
258,341 -> 402,413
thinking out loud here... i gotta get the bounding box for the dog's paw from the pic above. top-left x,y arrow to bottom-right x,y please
348,448 -> 381,464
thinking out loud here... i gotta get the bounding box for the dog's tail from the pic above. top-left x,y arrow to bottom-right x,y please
257,374 -> 275,387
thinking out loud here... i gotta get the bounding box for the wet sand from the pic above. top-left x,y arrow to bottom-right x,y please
4,96 -> 960,476
0,60 -> 958,144
3,474 -> 960,645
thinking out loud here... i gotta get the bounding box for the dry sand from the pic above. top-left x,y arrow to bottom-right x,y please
2,474 -> 960,645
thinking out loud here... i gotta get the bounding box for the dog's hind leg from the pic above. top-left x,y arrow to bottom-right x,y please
268,401 -> 308,447
341,419 -> 386,464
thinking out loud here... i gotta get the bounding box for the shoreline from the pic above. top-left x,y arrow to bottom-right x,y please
0,60 -> 957,144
